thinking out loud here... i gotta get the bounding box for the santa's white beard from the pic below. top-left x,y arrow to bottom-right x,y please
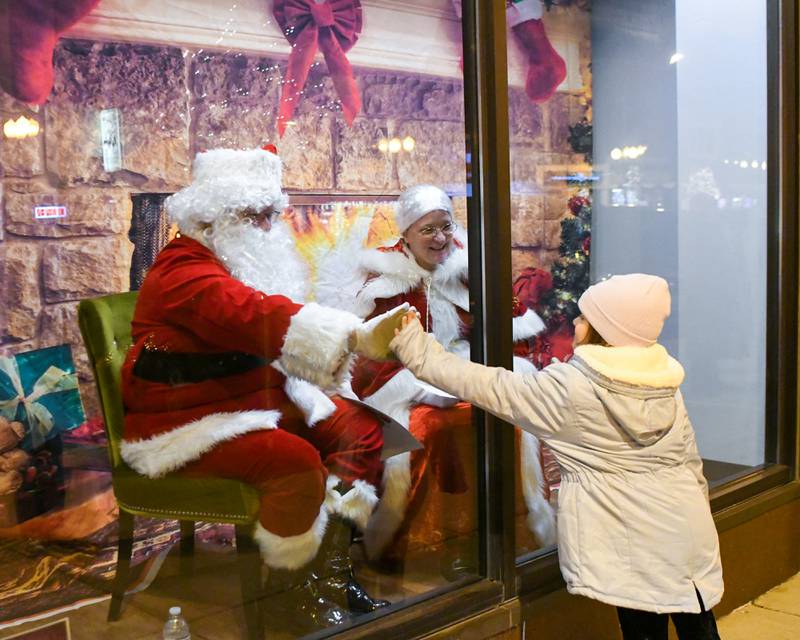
206,216 -> 311,302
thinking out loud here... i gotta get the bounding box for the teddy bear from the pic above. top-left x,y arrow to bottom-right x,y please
0,416 -> 29,496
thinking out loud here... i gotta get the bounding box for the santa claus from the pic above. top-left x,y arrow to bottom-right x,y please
345,185 -> 558,563
120,146 -> 404,629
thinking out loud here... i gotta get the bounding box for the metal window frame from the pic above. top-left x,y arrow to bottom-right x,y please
764,0 -> 798,475
462,0 -> 517,595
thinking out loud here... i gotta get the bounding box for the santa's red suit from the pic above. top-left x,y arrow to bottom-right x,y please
350,235 -> 558,561
120,148 -> 391,572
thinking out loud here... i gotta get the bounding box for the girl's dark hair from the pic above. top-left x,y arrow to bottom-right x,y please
583,319 -> 610,346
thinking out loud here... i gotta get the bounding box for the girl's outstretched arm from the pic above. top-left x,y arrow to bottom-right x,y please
390,314 -> 572,439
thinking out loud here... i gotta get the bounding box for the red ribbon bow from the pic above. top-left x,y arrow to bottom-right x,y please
273,0 -> 363,137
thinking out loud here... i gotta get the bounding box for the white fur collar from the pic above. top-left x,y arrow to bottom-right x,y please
355,240 -> 469,318
572,344 -> 685,388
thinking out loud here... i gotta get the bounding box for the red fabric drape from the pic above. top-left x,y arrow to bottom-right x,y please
0,0 -> 101,104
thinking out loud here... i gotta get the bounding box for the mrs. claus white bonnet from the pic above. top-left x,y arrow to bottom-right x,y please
395,184 -> 454,233
165,146 -> 289,239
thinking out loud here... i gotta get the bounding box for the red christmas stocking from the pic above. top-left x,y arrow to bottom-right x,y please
507,0 -> 566,103
0,0 -> 100,104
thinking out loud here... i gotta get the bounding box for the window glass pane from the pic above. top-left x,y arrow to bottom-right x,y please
509,0 -> 770,563
0,1 -> 480,636
591,0 -> 767,481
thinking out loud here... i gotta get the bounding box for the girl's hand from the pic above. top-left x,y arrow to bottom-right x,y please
396,310 -> 422,336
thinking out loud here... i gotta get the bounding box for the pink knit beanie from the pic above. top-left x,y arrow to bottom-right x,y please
577,274 -> 671,347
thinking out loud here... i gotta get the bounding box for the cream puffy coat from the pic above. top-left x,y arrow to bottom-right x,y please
391,323 -> 723,613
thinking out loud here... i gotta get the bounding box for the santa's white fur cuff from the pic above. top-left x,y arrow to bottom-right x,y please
121,410 -> 280,478
278,303 -> 362,391
253,505 -> 328,569
327,479 -> 379,532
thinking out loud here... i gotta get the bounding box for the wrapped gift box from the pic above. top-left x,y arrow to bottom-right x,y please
0,345 -> 85,451
14,436 -> 66,524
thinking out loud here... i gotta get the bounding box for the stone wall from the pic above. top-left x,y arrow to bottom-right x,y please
0,10 -> 591,419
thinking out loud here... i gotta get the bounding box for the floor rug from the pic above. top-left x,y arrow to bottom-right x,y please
6,618 -> 72,640
2,618 -> 70,639
0,513 -> 235,627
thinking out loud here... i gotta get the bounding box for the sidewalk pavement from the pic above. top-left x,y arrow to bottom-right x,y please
717,573 -> 800,639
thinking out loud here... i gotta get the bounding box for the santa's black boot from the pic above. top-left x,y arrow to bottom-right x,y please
263,564 -> 349,634
313,516 -> 391,615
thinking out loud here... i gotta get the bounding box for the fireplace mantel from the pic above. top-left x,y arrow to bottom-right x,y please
66,0 -> 581,90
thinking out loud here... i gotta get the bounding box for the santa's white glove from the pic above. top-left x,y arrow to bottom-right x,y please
352,303 -> 411,360
413,387 -> 459,409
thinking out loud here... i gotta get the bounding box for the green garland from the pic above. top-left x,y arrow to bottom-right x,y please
536,109 -> 594,328
567,118 -> 593,164
538,193 -> 592,328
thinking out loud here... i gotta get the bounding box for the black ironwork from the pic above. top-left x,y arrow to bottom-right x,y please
129,193 -> 171,291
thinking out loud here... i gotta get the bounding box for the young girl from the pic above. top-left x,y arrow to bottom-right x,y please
390,274 -> 722,640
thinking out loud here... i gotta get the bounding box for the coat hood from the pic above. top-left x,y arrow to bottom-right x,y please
570,344 -> 685,446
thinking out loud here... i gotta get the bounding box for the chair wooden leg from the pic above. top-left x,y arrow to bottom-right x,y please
108,510 -> 134,622
179,520 -> 195,575
235,524 -> 264,640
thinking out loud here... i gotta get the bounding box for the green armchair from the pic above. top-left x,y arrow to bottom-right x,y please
78,291 -> 264,639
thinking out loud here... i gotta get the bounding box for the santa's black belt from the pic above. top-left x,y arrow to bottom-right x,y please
133,348 -> 269,385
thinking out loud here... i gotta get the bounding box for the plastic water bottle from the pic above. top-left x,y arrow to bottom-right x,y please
163,606 -> 191,640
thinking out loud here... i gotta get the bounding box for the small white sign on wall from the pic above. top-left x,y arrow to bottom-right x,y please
100,108 -> 123,172
33,205 -> 68,220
